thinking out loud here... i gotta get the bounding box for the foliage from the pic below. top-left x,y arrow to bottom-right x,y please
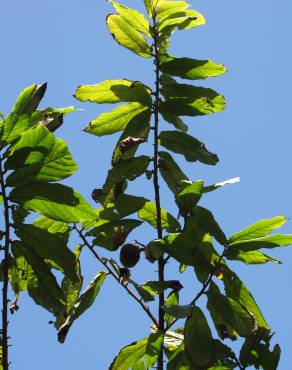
0,1 -> 290,370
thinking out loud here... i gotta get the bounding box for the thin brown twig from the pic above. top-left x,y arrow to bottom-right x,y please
73,225 -> 159,327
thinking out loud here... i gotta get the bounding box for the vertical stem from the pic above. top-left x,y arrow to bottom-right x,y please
0,155 -> 10,370
152,15 -> 165,370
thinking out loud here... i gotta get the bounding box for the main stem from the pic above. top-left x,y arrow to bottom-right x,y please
0,155 -> 10,370
152,16 -> 165,370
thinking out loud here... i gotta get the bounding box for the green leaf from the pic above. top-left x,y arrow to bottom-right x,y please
112,109 -> 151,164
160,85 -> 226,117
159,131 -> 219,165
110,338 -> 148,370
175,180 -> 203,214
145,332 -> 164,369
13,241 -> 65,314
109,0 -> 151,37
103,156 -> 151,194
185,306 -> 214,367
229,216 -> 287,243
130,279 -> 155,302
107,14 -> 152,58
207,282 -> 256,338
240,332 -> 280,370
74,80 -> 152,106
158,151 -> 188,194
158,9 -> 205,32
10,182 -> 98,222
84,103 -> 149,137
156,1 -> 189,21
191,206 -> 227,245
11,83 -> 47,116
165,291 -> 179,325
6,137 -> 78,187
160,55 -> 227,80
164,304 -> 192,319
229,234 -> 292,252
5,123 -> 54,169
33,215 -> 69,241
167,344 -> 191,370
226,249 -> 281,265
0,111 -> 44,145
138,201 -> 181,232
15,223 -> 78,282
87,219 -> 142,251
222,266 -> 269,331
98,194 -> 148,221
160,112 -> 188,132
58,271 -> 107,343
141,280 -> 182,296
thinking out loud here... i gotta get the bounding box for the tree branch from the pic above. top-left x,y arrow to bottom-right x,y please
73,225 -> 159,327
0,155 -> 10,370
152,13 -> 165,370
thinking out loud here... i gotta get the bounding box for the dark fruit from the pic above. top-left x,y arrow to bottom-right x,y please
119,243 -> 141,268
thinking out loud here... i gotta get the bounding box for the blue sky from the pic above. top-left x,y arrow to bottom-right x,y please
1,0 -> 292,369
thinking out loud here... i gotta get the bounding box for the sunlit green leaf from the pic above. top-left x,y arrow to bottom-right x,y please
226,249 -> 281,265
138,201 -> 180,232
58,271 -> 107,343
109,0 -> 151,37
145,332 -> 164,369
158,9 -> 205,32
159,131 -> 219,165
175,180 -> 203,214
160,55 -> 227,80
229,216 -> 287,243
75,80 -> 152,106
10,182 -> 98,222
110,337 -> 148,370
185,306 -> 214,367
84,103 -> 149,137
6,137 -> 78,187
229,234 -> 292,252
107,14 -> 152,58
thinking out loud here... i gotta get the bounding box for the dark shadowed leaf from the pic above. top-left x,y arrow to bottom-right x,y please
185,306 -> 214,367
158,151 -> 189,194
159,131 -> 218,165
58,271 -> 107,343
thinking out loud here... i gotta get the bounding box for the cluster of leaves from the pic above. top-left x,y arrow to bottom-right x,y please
73,0 -> 292,369
0,84 -> 109,362
0,1 -> 290,370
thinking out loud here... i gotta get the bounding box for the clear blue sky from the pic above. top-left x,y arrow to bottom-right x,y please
1,0 -> 292,369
